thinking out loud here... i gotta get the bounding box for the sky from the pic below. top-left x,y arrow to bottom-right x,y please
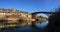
0,0 -> 60,18
0,0 -> 60,13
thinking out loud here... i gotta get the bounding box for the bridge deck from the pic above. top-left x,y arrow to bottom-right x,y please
31,12 -> 56,14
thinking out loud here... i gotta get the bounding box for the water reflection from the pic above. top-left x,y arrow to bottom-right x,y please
35,21 -> 48,28
0,21 -> 48,32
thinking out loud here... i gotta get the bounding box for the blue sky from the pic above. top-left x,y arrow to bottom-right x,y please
0,0 -> 60,13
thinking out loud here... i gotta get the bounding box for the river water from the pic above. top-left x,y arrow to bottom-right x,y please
0,21 -> 48,32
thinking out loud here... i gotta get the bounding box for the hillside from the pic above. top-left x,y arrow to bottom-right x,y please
0,8 -> 47,29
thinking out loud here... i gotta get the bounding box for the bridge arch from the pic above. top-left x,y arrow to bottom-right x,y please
31,12 -> 55,26
31,12 -> 55,19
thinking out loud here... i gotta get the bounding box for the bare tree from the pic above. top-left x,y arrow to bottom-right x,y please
47,7 -> 60,32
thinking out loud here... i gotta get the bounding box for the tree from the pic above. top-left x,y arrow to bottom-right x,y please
47,7 -> 60,32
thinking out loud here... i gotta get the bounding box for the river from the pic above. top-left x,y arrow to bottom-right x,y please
0,21 -> 48,32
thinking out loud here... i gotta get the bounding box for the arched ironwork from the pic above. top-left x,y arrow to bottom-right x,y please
31,12 -> 55,19
31,12 -> 56,26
